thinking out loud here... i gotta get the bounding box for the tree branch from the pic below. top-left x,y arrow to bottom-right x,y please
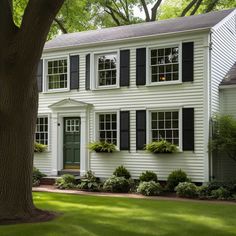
105,9 -> 121,26
190,0 -> 203,15
151,0 -> 162,21
0,0 -> 17,37
140,0 -> 151,22
181,0 -> 198,17
205,0 -> 220,13
18,0 -> 65,77
54,17 -> 68,34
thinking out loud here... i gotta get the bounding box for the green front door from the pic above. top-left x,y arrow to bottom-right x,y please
64,117 -> 80,169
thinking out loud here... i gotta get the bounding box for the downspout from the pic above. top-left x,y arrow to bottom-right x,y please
208,31 -> 213,181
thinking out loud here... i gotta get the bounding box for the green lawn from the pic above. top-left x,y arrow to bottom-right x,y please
1,192 -> 236,236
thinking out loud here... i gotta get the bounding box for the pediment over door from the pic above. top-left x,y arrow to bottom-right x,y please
49,98 -> 92,110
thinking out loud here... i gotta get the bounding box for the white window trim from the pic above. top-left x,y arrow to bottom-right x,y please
146,43 -> 182,86
43,55 -> 70,93
94,110 -> 120,150
35,114 -> 51,152
146,107 -> 183,151
91,50 -> 120,90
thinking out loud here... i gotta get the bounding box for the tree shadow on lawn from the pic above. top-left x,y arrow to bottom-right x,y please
1,192 -> 236,236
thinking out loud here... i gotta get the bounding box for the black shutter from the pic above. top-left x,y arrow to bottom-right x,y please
182,108 -> 194,151
70,55 -> 79,89
136,48 -> 146,86
136,110 -> 146,150
120,50 -> 130,86
85,54 -> 90,90
182,42 -> 194,82
37,60 -> 43,92
120,111 -> 130,150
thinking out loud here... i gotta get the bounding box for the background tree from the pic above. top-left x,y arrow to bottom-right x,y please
0,0 -> 65,223
211,115 -> 236,163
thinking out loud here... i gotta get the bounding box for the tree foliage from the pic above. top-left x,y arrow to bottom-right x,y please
211,115 -> 236,162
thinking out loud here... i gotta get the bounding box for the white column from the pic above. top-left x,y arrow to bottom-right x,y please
80,112 -> 88,175
51,112 -> 58,175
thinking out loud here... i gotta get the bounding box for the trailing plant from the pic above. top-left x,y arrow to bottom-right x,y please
137,181 -> 163,196
113,165 -> 131,179
145,140 -> 178,154
88,141 -> 116,153
166,169 -> 189,191
139,171 -> 158,183
211,115 -> 236,162
55,174 -> 77,190
175,182 -> 198,198
103,175 -> 131,193
77,170 -> 101,192
34,142 -> 47,153
33,167 -> 46,187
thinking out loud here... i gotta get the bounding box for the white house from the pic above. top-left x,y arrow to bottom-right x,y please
34,9 -> 236,183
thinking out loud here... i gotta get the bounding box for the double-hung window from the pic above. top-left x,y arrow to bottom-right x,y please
46,58 -> 68,90
151,111 -> 179,146
35,117 -> 48,145
150,46 -> 179,83
98,113 -> 117,145
96,53 -> 117,87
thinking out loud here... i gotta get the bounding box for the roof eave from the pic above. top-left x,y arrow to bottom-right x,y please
43,27 -> 211,54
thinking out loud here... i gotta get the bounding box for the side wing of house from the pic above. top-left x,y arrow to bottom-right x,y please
211,10 -> 236,181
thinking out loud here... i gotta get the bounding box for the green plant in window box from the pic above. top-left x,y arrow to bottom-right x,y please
88,141 -> 117,153
34,142 -> 47,153
145,140 -> 178,154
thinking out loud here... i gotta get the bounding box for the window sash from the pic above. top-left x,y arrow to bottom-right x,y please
46,58 -> 68,90
35,117 -> 48,145
96,53 -> 117,87
150,46 -> 179,83
150,111 -> 179,145
98,113 -> 117,145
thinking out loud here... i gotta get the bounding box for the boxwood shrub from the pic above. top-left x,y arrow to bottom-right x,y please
137,181 -> 163,196
139,171 -> 158,183
103,175 -> 131,193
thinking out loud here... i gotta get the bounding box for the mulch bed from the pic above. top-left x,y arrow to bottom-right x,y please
33,185 -> 236,205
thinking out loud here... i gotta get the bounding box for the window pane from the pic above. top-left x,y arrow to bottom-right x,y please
35,117 -> 48,145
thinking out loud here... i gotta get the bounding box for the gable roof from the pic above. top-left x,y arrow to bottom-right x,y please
220,63 -> 236,86
44,9 -> 235,51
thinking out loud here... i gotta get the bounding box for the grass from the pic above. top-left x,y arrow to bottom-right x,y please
1,192 -> 236,236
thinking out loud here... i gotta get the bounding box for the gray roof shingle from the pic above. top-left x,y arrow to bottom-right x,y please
221,63 -> 236,86
44,9 -> 235,51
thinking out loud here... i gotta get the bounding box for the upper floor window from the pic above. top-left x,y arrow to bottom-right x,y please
150,47 -> 179,83
47,58 -> 68,90
98,113 -> 117,145
151,111 -> 179,146
35,116 -> 48,145
97,53 -> 117,87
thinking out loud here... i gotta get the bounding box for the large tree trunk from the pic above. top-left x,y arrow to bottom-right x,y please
0,69 -> 38,221
0,0 -> 65,224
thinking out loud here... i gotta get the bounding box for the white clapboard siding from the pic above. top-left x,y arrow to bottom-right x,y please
211,12 -> 236,115
34,32 -> 209,182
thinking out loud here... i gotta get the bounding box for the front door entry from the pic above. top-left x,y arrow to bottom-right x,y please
63,117 -> 80,169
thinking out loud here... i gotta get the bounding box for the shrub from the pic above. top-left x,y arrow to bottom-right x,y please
88,141 -> 116,153
166,169 -> 189,191
34,142 -> 47,153
207,181 -> 236,195
33,167 -> 46,187
137,181 -> 163,196
198,185 -> 211,199
210,187 -> 231,200
175,182 -> 198,198
77,170 -> 100,192
55,174 -> 76,189
103,175 -> 131,193
113,166 -> 131,179
145,140 -> 178,154
139,171 -> 158,183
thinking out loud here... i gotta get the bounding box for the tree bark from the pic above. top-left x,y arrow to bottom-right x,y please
0,0 -> 64,223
